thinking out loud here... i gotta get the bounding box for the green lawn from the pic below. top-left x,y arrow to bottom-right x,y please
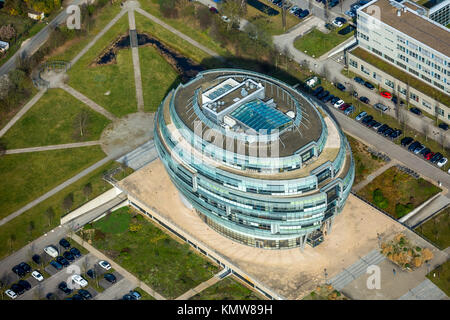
415,207 -> 450,250
0,146 -> 106,219
2,89 -> 111,149
347,135 -> 387,185
190,277 -> 262,300
68,14 -> 137,118
139,45 -> 179,112
86,207 -> 219,298
427,259 -> 450,296
0,160 -> 131,260
357,166 -> 442,219
294,25 -> 355,58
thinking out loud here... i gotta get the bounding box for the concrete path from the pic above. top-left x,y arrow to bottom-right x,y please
175,273 -> 222,300
135,7 -> 224,61
398,278 -> 448,300
116,140 -> 158,170
352,161 -> 397,192
402,195 -> 449,228
128,9 -> 144,112
5,141 -> 101,154
69,9 -> 128,68
60,84 -> 117,121
0,156 -> 113,227
0,89 -> 46,137
70,233 -> 166,300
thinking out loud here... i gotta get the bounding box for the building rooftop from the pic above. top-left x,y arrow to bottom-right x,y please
361,0 -> 450,57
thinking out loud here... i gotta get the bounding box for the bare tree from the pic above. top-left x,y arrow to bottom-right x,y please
321,65 -> 329,80
422,122 -> 431,142
281,0 -> 287,32
9,234 -> 16,252
83,183 -> 93,201
28,220 -> 35,239
74,110 -> 89,138
0,24 -> 16,40
62,193 -> 74,213
45,207 -> 55,227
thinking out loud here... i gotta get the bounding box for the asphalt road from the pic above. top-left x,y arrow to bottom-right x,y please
0,0 -> 85,77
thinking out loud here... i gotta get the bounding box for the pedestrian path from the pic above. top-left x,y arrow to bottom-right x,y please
5,141 -> 101,154
352,161 -> 397,192
128,8 -> 144,112
175,270 -> 225,300
116,139 -> 158,170
398,278 -> 448,300
329,249 -> 386,291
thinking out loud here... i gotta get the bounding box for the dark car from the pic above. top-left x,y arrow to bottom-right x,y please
18,262 -> 31,274
336,83 -> 346,91
389,129 -> 402,139
11,283 -> 25,295
408,141 -> 420,152
325,23 -> 334,30
354,76 -> 365,84
86,269 -> 97,280
122,294 -> 134,300
409,107 -> 422,115
420,148 -> 431,156
366,119 -> 377,128
130,290 -> 142,300
63,251 -> 75,262
359,96 -> 370,104
383,128 -> 394,137
18,280 -> 31,291
56,256 -> 70,268
59,238 -> 71,249
12,265 -> 26,278
431,153 -> 443,163
317,90 -> 329,100
439,123 -> 449,131
401,137 -> 413,146
377,124 -> 389,134
72,294 -> 83,300
209,6 -> 218,14
46,293 -> 58,300
104,273 -> 117,284
313,86 -> 324,96
50,260 -> 63,270
298,9 -> 309,18
78,289 -> 93,300
69,247 -> 81,258
361,115 -> 374,125
58,281 -> 73,295
32,254 -> 41,265
335,17 -> 347,24
330,96 -> 340,104
323,94 -> 335,103
364,81 -> 375,90
391,96 -> 398,104
294,8 -> 303,17
329,0 -> 339,7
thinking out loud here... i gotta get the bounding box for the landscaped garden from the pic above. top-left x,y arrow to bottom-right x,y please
415,207 -> 450,250
190,277 -> 261,300
82,206 -> 220,298
303,284 -> 348,300
427,259 -> 450,296
357,166 -> 442,219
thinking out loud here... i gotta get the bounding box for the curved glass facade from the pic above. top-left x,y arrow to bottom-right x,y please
154,69 -> 354,249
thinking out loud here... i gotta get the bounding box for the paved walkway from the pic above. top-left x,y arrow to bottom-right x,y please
70,233 -> 166,300
0,89 -> 46,137
352,161 -> 397,192
135,7 -> 224,61
5,141 -> 101,154
60,84 -> 117,121
175,273 -> 222,300
128,9 -> 144,112
70,9 -> 128,68
402,195 -> 449,228
0,156 -> 113,227
398,278 -> 448,300
116,139 -> 158,170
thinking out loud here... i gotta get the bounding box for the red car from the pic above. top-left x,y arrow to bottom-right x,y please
380,91 -> 392,99
209,6 -> 219,14
339,103 -> 350,111
424,152 -> 434,161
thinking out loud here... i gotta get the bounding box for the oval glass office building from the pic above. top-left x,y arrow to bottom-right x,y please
154,69 -> 354,250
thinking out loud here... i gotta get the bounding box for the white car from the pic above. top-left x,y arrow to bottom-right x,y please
5,289 -> 17,299
289,5 -> 298,13
221,15 -> 231,23
437,157 -> 448,167
332,20 -> 343,27
71,274 -> 88,288
44,245 -> 59,258
32,270 -> 44,282
334,99 -> 345,108
98,260 -> 111,270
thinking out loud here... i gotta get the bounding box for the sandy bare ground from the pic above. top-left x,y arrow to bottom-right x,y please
117,160 -> 411,299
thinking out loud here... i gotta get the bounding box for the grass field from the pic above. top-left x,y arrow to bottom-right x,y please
294,25 -> 355,58
427,259 -> 450,296
347,135 -> 387,185
139,45 -> 179,112
2,89 -> 111,149
357,166 -> 441,219
190,276 -> 261,300
87,207 -> 219,298
0,146 -> 106,219
415,207 -> 450,250
68,14 -> 137,118
0,160 -> 132,260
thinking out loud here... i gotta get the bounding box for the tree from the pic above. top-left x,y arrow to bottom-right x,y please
281,0 -> 287,32
0,138 -> 6,157
45,207 -> 55,227
27,220 -> 35,239
196,6 -> 212,31
9,234 -> 16,252
74,110 -> 89,139
158,0 -> 178,18
62,193 -> 74,212
83,183 -> 93,200
0,24 -> 16,41
422,121 -> 430,142
220,0 -> 244,31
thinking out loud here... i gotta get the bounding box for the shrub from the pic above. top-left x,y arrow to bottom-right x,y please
373,188 -> 389,209
395,203 -> 414,218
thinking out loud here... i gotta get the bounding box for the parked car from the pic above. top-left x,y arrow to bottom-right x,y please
122,294 -> 134,300
312,86 -> 324,96
50,260 -> 63,271
336,83 -> 346,91
354,76 -> 365,85
323,94 -> 334,103
409,107 -> 422,115
18,262 -> 31,274
364,81 -> 375,90
374,103 -> 388,112
44,245 -> 59,258
391,96 -> 398,104
104,273 -> 117,284
221,15 -> 231,23
209,6 -> 218,14
413,144 -> 425,154
332,19 -> 343,27
401,137 -> 413,146
408,141 -> 420,152
361,115 -> 374,125
380,91 -> 392,99
78,289 -> 92,300
383,128 -> 394,137
69,247 -> 81,258
372,122 -> 382,131
330,96 -> 340,105
87,269 -> 97,279
298,9 -> 309,18
366,119 -> 377,128
389,129 -> 402,140
437,157 -> 448,167
71,274 -> 88,288
329,0 -> 339,7
59,238 -> 71,249
438,123 -> 449,131
339,103 -> 350,111
46,293 -> 58,300
58,281 -> 73,295
424,151 -> 435,161
32,254 -> 41,265
18,280 -> 31,291
355,111 -> 367,121
359,96 -> 370,104
99,260 -> 112,270
345,10 -> 355,18
325,23 -> 334,30
5,289 -> 17,299
334,99 -> 345,108
11,283 -> 25,295
63,251 -> 75,262
72,294 -> 83,300
317,90 -> 329,100
431,153 -> 443,164
289,5 -> 299,13
12,265 -> 26,278
130,290 -> 142,300
377,124 -> 389,134
344,105 -> 355,115
31,270 -> 44,282
56,256 -> 70,268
